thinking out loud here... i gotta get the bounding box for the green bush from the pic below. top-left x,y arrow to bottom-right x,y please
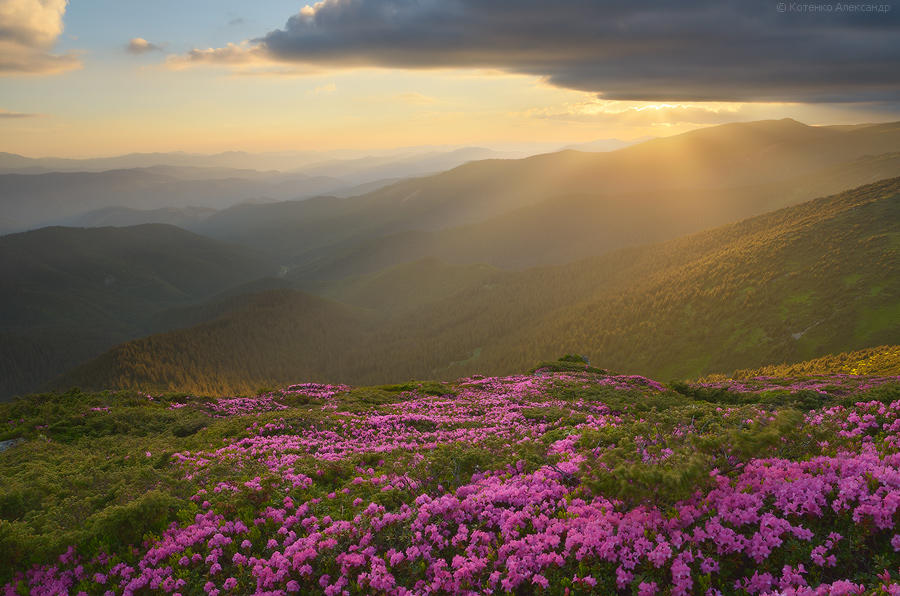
377,381 -> 454,396
337,388 -> 401,411
559,354 -> 589,364
172,415 -> 207,437
86,490 -> 182,552
522,406 -> 587,426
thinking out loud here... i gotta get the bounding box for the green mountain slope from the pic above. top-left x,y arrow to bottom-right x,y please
311,258 -> 500,315
58,290 -> 373,396
0,224 -> 271,398
425,178 -> 899,380
450,179 -> 900,379
58,178 -> 900,393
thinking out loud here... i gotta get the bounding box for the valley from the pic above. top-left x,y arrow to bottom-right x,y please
2,120 -> 899,399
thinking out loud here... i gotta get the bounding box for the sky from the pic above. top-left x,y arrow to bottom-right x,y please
1,0 -> 898,158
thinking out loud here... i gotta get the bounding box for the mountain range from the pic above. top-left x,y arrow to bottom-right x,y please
57,176 -> 900,394
193,119 -> 900,281
0,146 -> 539,234
2,118 -> 898,398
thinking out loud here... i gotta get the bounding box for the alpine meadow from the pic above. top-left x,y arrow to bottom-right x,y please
1,1 -> 899,595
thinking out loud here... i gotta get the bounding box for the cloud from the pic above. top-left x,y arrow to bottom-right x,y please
165,40 -> 322,77
174,0 -> 900,103
0,108 -> 41,118
165,41 -> 269,69
0,0 -> 81,75
126,37 -> 162,55
228,65 -> 322,77
228,17 -> 245,26
397,92 -> 437,105
311,82 -> 336,94
524,101 -> 757,126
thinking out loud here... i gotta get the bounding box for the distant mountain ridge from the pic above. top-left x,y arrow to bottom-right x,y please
195,119 -> 900,280
0,168 -> 344,234
5,119 -> 898,246
0,142 -> 623,175
58,206 -> 219,229
0,146 -> 535,234
195,120 -> 900,279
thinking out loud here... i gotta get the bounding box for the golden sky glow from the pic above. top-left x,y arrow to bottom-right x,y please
1,0 -> 897,158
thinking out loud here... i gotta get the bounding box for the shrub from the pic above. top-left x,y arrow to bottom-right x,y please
86,490 -> 182,552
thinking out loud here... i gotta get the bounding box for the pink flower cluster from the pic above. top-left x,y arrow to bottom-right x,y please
178,384 -> 351,417
174,374 -> 622,476
280,383 -> 351,401
693,374 -> 900,396
205,396 -> 289,417
11,446 -> 899,594
808,399 -> 900,451
5,372 -> 899,595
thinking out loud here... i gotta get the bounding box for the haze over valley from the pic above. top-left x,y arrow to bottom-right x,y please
2,117 -> 898,397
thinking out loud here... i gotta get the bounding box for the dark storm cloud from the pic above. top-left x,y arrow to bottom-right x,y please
251,0 -> 900,102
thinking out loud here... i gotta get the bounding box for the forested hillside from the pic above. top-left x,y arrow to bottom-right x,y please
450,177 -> 899,379
57,178 -> 899,394
59,290 -> 374,395
729,344 -> 900,377
313,258 -> 500,314
0,225 -> 271,397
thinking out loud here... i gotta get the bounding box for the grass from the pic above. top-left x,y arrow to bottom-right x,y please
855,301 -> 900,341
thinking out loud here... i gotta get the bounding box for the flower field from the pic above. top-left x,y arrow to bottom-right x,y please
2,363 -> 900,595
